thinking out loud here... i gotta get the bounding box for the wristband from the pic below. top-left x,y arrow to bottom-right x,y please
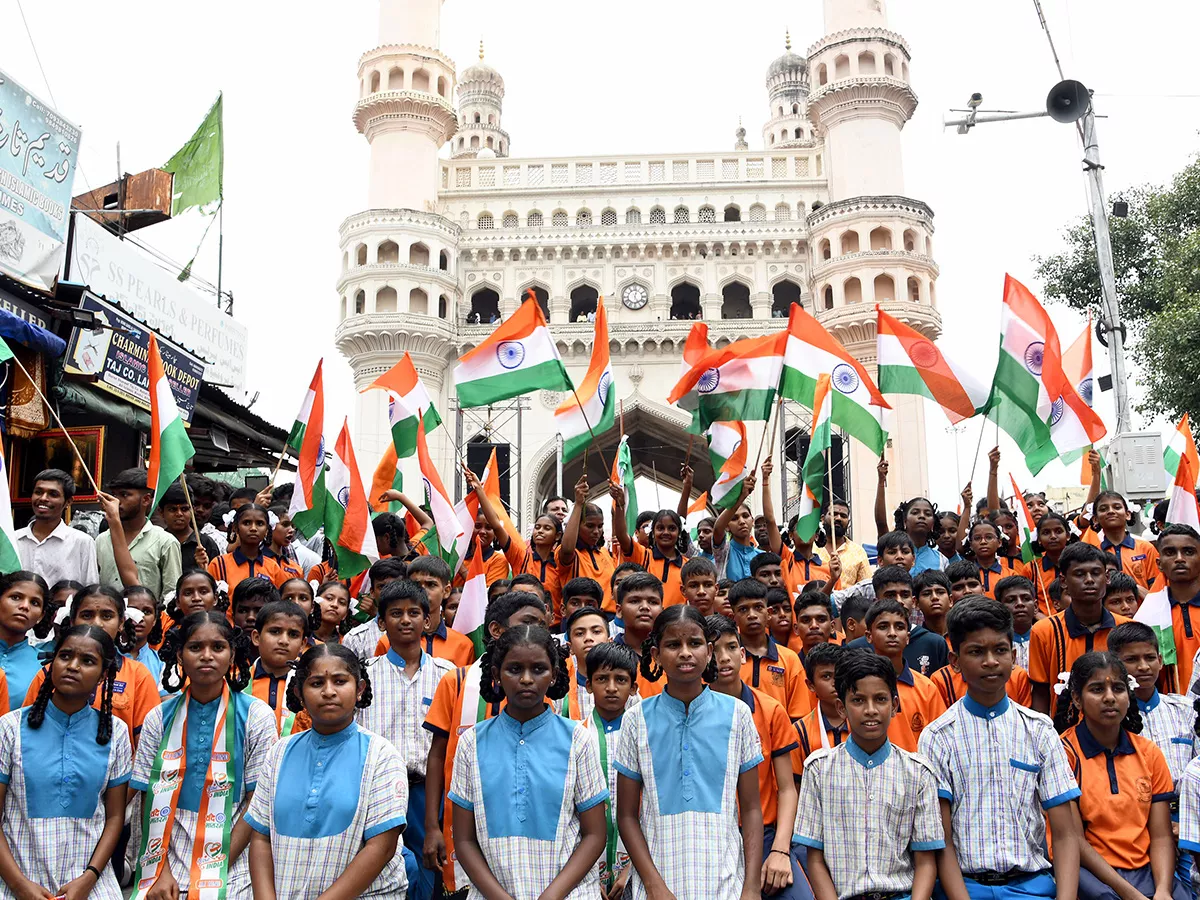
85,866 -> 101,880
769,849 -> 790,857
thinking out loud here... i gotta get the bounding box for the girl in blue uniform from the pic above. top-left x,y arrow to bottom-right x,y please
128,611 -> 277,900
450,625 -> 609,900
246,643 -> 410,900
0,572 -> 49,710
0,625 -> 131,900
614,604 -> 764,900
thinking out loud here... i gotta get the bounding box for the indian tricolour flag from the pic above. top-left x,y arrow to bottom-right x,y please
555,296 -> 615,462
366,352 -> 442,458
675,322 -> 710,430
464,446 -> 517,553
288,361 -> 326,539
147,334 -> 195,511
416,414 -> 465,567
795,374 -> 833,542
454,292 -> 572,408
369,444 -> 403,514
1136,455 -> 1186,667
1167,453 -> 1200,530
0,443 -> 21,574
456,540 -> 489,655
707,421 -> 749,511
611,435 -> 639,532
1165,414 -> 1200,488
780,304 -> 889,455
668,331 -> 786,432
1009,474 -> 1039,564
876,306 -> 989,424
323,420 -> 379,579
1052,316 -> 1107,475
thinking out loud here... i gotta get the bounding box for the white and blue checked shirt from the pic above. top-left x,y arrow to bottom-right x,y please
613,687 -> 764,900
0,707 -> 132,900
1137,690 -> 1199,788
1179,756 -> 1200,857
919,694 -> 1080,876
357,649 -> 454,777
343,619 -> 383,663
1013,632 -> 1030,673
449,707 -> 608,900
794,739 -> 944,900
245,724 -> 409,900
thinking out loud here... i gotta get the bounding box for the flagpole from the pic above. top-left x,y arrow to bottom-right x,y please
178,472 -> 202,545
652,461 -> 661,508
826,434 -> 837,566
968,414 -> 989,487
268,449 -> 288,488
6,355 -> 99,496
569,382 -> 613,478
753,397 -> 783,471
683,434 -> 695,468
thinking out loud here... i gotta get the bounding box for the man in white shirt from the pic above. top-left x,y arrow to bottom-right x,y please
15,468 -> 99,587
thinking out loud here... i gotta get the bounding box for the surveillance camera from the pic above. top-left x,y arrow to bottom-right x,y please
968,93 -> 983,109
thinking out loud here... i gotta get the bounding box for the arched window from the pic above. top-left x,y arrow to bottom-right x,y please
388,67 -> 404,90
354,290 -> 366,314
769,134 -> 775,146
670,282 -> 702,320
908,276 -> 921,303
903,229 -> 918,252
792,103 -> 800,114
569,284 -> 599,322
437,76 -> 447,97
438,295 -> 448,318
376,286 -> 397,312
577,209 -> 592,227
840,231 -> 860,254
355,244 -> 368,266
823,286 -> 834,310
699,206 -> 716,223
858,52 -> 877,75
369,71 -> 380,93
477,212 -> 494,230
844,277 -> 863,304
817,63 -> 828,86
749,204 -> 766,222
528,211 -> 544,228
376,240 -> 398,264
473,112 -> 481,124
469,288 -> 501,324
502,212 -> 519,229
439,250 -> 449,271
412,70 -> 430,92
525,285 -> 550,319
819,238 -> 831,260
674,206 -> 690,224
409,288 -> 429,315
601,208 -> 617,226
869,227 -> 892,251
626,208 -> 642,225
873,274 -> 896,304
470,135 -> 480,149
552,211 -> 568,228
649,206 -> 666,225
775,203 -> 791,222
794,127 -> 803,140
721,281 -> 752,319
406,242 -> 428,266
834,54 -> 850,79
772,280 -> 802,317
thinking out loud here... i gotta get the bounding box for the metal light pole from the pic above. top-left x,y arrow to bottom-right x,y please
945,82 -> 1133,436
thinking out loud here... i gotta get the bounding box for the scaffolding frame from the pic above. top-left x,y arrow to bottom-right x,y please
452,397 -> 528,531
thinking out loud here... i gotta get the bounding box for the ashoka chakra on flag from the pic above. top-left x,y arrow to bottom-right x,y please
598,371 -> 613,399
1079,377 -> 1093,405
1048,397 -> 1065,426
698,368 -> 721,394
337,486 -> 351,509
496,341 -> 526,369
831,363 -> 860,394
1023,341 -> 1044,376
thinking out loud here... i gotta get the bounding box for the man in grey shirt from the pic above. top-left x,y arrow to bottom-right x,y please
95,468 -> 181,600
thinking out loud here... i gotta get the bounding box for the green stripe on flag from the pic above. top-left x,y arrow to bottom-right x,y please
982,352 -> 1057,475
561,385 -> 616,463
392,407 -> 443,459
877,364 -> 936,402
780,368 -> 886,456
0,335 -> 13,363
291,467 -> 326,540
457,359 -> 571,408
690,388 -> 778,433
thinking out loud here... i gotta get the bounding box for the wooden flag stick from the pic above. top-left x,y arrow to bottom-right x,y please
652,460 -> 661,508
268,448 -> 288,488
683,433 -> 695,467
178,472 -> 202,542
568,383 -> 612,478
753,400 -> 781,470
967,414 -> 989,487
6,354 -> 99,496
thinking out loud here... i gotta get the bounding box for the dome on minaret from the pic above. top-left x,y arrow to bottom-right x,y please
452,39 -> 511,159
460,41 -> 505,95
766,31 -> 807,82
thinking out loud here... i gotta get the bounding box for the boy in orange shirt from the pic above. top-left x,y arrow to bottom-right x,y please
1091,490 -> 1161,594
866,597 -> 946,752
612,571 -> 665,699
766,587 -> 795,649
680,557 -> 718,617
731,578 -> 809,720
1153,524 -> 1200,694
792,642 -> 848,774
792,591 -> 837,658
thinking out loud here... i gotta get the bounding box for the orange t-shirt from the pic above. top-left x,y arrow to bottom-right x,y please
559,544 -> 617,613
1028,607 -> 1129,687
263,548 -> 305,582
1028,558 -> 1061,616
451,546 -> 510,590
1155,589 -> 1200,694
780,546 -> 835,599
503,535 -> 563,621
1099,534 -> 1160,592
740,636 -> 809,720
790,705 -> 848,776
423,663 -> 503,891
736,684 -> 797,827
208,548 -> 289,594
23,654 -> 161,747
931,664 -> 1033,709
613,634 -> 664,700
306,560 -> 338,585
622,542 -> 688,608
975,557 -> 1031,599
245,660 -> 311,735
374,620 -> 477,668
1062,722 -> 1174,869
887,664 -> 947,752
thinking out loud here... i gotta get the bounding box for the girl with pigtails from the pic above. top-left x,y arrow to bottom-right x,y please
128,611 -> 277,900
450,624 -> 609,900
614,605 -> 764,900
1057,651 -> 1187,900
0,625 -> 132,900
246,643 -> 412,900
21,584 -> 161,749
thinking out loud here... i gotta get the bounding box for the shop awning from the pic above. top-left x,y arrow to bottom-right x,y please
0,304 -> 67,358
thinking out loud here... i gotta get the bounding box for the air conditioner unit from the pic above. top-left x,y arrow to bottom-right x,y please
1105,432 -> 1166,501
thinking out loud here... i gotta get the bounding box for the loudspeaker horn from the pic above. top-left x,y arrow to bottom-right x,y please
1046,79 -> 1091,123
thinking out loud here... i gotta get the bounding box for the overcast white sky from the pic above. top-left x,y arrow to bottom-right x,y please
4,0 -> 1199,509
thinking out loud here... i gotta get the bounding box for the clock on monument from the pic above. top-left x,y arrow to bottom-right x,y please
621,283 -> 649,310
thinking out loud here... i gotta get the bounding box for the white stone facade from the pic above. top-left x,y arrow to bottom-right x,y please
336,0 -> 942,532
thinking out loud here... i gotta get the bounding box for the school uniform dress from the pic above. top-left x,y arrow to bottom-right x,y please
791,707 -> 848,774
1027,607 -> 1129,692
1178,756 -> 1200,870
375,620 -> 477,667
612,635 -> 664,700
245,660 -> 310,736
912,544 -> 946,576
135,645 -> 167,696
344,619 -> 385,662
448,707 -> 608,900
622,543 -> 689,608
613,687 -> 764,900
1062,721 -> 1187,900
244,722 -> 408,900
559,543 -> 617,613
207,548 -> 289,594
1137,689 -> 1199,892
919,695 -> 1080,898
0,706 -> 132,900
888,664 -> 947,753
1158,588 -> 1200,694
0,637 -> 42,711
503,536 -> 563,621
794,739 -> 943,900
975,558 -> 1029,599
1012,630 -> 1031,672
781,547 -> 834,600
1099,532 -> 1160,592
585,710 -> 628,890
740,636 -> 808,720
23,653 -> 161,745
129,691 -> 278,897
932,665 -> 1033,710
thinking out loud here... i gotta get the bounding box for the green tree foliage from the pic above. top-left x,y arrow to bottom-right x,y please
1034,153 -> 1200,422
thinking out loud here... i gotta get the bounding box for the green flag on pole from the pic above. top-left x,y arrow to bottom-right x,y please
164,94 -> 223,216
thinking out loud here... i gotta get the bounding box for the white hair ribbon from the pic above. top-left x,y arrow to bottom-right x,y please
1053,671 -> 1071,697
124,607 -> 146,625
268,512 -> 279,529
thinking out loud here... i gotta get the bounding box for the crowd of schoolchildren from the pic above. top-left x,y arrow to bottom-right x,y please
4,441 -> 1200,900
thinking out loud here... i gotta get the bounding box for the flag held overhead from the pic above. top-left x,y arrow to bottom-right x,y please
147,334 -> 196,512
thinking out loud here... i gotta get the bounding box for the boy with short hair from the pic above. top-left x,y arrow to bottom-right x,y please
791,642 -> 847,774
919,596 -> 1081,900
612,571 -> 665,699
376,555 -> 476,666
795,651 -> 943,900
876,529 -> 917,572
561,605 -> 610,719
584,641 -> 639,896
731,578 -> 809,719
560,575 -> 604,625
838,591 -> 872,645
766,587 -> 795,648
248,599 -> 311,735
751,553 -> 785,590
993,574 -> 1038,671
359,579 -> 455,900
231,578 -> 278,636
680,556 -> 718,616
792,591 -> 836,658
707,614 -> 807,900
717,578 -> 734,616
865,598 -> 946,751
1047,577 -> 1069,612
1029,541 -> 1130,713
945,559 -> 983,604
862,566 -> 950,676
343,556 -> 407,660
1104,571 -> 1139,619
913,569 -> 952,639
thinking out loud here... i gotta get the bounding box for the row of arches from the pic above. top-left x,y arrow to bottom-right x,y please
817,274 -> 934,310
453,133 -> 507,155
814,49 -> 907,87
363,66 -> 449,99
474,202 -> 804,231
342,287 -> 451,320
768,125 -> 813,146
344,240 -> 451,272
815,227 -> 930,261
